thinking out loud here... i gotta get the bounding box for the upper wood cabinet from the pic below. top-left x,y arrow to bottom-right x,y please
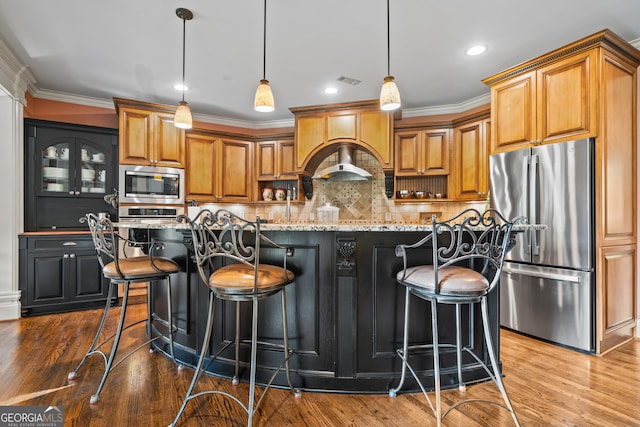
451,119 -> 490,200
255,139 -> 295,181
291,100 -> 394,173
185,132 -> 252,203
114,98 -> 186,168
485,49 -> 597,153
395,128 -> 450,176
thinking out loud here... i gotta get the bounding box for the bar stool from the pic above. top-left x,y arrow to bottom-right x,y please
171,209 -> 301,427
389,208 -> 522,426
68,213 -> 181,404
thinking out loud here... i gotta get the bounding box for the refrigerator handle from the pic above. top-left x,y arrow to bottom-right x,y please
522,155 -> 531,254
530,153 -> 540,255
502,265 -> 581,283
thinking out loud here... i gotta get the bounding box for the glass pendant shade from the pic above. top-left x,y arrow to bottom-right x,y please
380,76 -> 401,111
254,79 -> 275,112
174,101 -> 193,129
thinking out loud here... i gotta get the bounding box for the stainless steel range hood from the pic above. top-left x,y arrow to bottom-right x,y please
312,144 -> 372,181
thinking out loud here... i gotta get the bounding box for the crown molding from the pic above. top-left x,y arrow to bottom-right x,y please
630,37 -> 640,49
32,88 -> 115,110
0,38 -> 36,103
401,93 -> 491,118
31,87 -> 491,128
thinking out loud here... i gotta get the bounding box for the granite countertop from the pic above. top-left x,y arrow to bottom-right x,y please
113,220 -> 545,232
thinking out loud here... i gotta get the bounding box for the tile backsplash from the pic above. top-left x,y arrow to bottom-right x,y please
201,149 -> 484,224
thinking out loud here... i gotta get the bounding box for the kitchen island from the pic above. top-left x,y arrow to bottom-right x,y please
117,220 -> 541,393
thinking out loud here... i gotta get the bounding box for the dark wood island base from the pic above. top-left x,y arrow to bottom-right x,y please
122,224 -> 518,394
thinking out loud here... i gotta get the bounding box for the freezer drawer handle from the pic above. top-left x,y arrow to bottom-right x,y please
502,266 -> 581,283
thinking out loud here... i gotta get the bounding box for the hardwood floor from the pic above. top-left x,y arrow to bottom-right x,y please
0,304 -> 638,426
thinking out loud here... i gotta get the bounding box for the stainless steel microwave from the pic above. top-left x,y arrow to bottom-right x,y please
119,165 -> 184,205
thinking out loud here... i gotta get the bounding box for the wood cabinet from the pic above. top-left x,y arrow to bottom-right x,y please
486,50 -> 597,153
483,29 -> 640,353
451,119 -> 490,200
255,139 -> 295,181
18,234 -> 110,315
394,128 -> 450,176
114,98 -> 186,168
185,132 -> 252,203
291,100 -> 394,174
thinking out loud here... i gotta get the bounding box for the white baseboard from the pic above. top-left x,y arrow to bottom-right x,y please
0,291 -> 21,321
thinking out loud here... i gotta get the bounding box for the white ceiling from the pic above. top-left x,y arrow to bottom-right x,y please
0,0 -> 639,127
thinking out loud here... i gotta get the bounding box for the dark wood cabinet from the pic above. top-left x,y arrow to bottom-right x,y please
21,119 -> 117,315
19,234 -> 110,316
24,119 -> 118,231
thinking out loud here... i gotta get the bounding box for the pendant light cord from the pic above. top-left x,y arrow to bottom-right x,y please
386,0 -> 390,76
262,0 -> 267,80
181,15 -> 187,102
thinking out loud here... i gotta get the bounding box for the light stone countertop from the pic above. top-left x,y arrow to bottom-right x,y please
113,220 -> 545,232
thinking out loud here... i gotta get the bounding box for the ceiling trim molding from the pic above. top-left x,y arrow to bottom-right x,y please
0,38 -> 36,104
401,93 -> 491,118
31,86 -> 492,129
630,37 -> 640,49
31,88 -> 115,110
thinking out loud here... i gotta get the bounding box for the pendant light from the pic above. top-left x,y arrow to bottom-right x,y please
254,0 -> 275,112
174,8 -> 193,129
380,0 -> 401,111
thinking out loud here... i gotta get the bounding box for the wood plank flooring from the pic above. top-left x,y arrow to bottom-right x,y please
0,304 -> 638,426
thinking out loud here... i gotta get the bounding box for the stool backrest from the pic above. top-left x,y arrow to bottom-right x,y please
83,212 -> 142,280
178,209 -> 267,294
84,212 -> 118,270
431,208 -> 519,295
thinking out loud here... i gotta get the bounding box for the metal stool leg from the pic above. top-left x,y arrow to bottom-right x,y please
165,275 -> 181,368
247,296 -> 259,426
480,297 -> 520,426
171,290 -> 216,427
233,300 -> 241,385
68,280 -> 116,381
455,303 -> 466,392
389,287 -> 411,397
280,290 -> 301,397
90,282 -> 131,404
147,282 -> 154,353
431,299 -> 442,427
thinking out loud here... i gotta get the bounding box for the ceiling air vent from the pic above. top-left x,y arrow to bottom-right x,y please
336,76 -> 362,86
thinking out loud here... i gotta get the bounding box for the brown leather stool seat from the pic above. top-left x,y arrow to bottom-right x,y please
398,265 -> 489,296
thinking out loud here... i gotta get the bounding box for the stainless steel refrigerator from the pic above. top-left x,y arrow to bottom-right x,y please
490,138 -> 595,352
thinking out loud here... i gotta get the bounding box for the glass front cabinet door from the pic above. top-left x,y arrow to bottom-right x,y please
39,138 -> 109,197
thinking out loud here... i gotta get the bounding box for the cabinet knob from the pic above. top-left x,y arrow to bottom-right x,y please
63,254 -> 69,259
70,254 -> 76,258
75,191 -> 80,195
69,191 -> 74,195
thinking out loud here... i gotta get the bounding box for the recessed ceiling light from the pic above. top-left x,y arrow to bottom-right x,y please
173,83 -> 189,91
465,45 -> 487,56
324,87 -> 338,94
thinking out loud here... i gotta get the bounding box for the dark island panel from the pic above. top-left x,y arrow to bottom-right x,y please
140,227 -> 500,393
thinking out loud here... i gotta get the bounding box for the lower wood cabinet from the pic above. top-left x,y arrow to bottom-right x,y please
19,234 -> 110,316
